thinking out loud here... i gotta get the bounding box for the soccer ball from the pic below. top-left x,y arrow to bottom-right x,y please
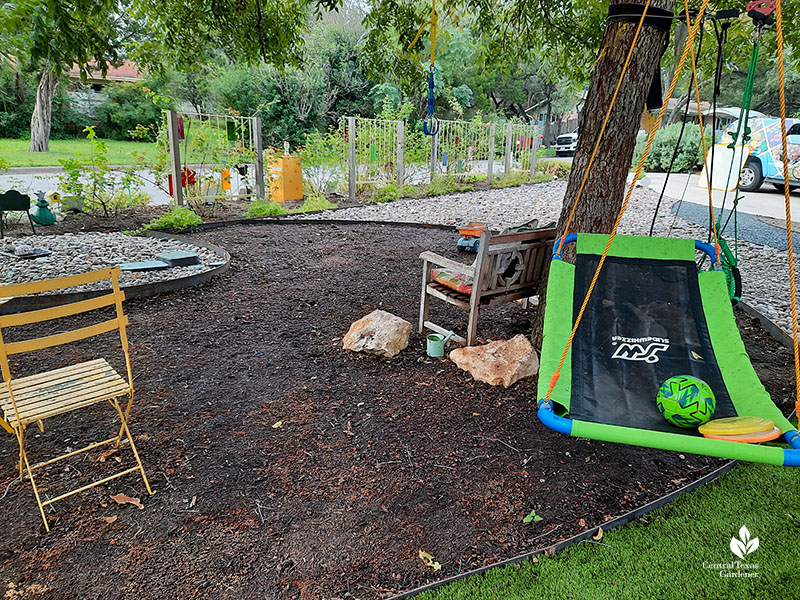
656,375 -> 716,428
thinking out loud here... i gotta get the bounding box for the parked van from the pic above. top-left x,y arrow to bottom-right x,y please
720,117 -> 800,192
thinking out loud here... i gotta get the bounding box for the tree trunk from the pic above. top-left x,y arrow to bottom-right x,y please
543,84 -> 553,147
531,0 -> 675,349
29,69 -> 59,153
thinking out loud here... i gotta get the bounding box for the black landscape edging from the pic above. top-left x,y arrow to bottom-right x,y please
0,232 -> 230,314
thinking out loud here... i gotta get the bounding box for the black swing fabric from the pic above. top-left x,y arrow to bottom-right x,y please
569,254 -> 737,433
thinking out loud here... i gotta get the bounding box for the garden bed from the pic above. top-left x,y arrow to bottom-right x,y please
0,222 -> 793,600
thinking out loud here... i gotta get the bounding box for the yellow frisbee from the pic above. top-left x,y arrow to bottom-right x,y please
698,416 -> 775,436
703,426 -> 781,444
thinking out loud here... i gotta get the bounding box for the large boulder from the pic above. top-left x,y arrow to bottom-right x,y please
449,334 -> 539,387
343,310 -> 412,358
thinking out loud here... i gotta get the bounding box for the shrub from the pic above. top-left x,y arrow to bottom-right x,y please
373,183 -> 399,203
245,200 -> 286,217
95,82 -> 167,141
424,175 -> 474,197
289,193 -> 337,213
400,184 -> 425,198
632,123 -> 712,172
537,160 -> 572,179
298,129 -> 347,195
494,171 -> 532,188
144,206 -> 203,231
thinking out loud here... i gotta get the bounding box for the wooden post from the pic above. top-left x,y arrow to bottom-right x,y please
430,131 -> 438,183
530,133 -> 539,179
487,123 -> 495,185
396,120 -> 404,188
166,110 -> 183,206
347,116 -> 356,202
253,116 -> 265,200
504,123 -> 513,177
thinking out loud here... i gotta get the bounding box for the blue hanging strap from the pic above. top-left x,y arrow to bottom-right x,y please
424,66 -> 439,135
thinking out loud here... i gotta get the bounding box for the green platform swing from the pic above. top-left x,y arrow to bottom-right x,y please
537,0 -> 800,466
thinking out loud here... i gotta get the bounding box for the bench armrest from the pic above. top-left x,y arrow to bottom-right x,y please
419,251 -> 475,276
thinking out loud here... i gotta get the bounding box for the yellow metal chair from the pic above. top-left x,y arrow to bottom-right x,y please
0,266 -> 153,531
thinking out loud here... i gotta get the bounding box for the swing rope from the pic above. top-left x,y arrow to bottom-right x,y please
773,0 -> 800,419
409,0 -> 440,136
545,0 -> 711,403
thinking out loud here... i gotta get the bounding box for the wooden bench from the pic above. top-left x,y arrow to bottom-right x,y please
419,226 -> 557,346
0,267 -> 153,531
0,190 -> 35,238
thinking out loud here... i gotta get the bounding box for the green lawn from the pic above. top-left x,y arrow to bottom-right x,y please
0,138 -> 158,167
422,461 -> 800,599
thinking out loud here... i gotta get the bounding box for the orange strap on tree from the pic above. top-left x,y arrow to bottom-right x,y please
773,0 -> 800,418
545,0 -> 711,402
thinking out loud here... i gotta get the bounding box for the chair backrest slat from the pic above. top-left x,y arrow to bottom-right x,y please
476,228 -> 556,296
3,316 -> 129,356
0,292 -> 120,328
0,267 -> 119,298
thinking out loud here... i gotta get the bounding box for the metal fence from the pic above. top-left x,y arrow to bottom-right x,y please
164,110 -> 265,206
342,116 -> 540,200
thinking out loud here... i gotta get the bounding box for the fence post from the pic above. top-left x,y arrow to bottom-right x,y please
504,123 -> 513,177
347,116 -> 356,202
166,109 -> 184,206
253,116 -> 265,200
430,131 -> 438,183
530,132 -> 539,179
396,120 -> 404,188
487,123 -> 495,184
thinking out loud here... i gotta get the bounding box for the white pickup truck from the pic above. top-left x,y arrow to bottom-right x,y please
554,129 -> 579,156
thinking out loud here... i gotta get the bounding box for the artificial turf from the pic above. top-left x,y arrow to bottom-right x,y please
421,461 -> 800,599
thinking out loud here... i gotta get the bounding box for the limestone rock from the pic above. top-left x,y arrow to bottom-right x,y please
449,334 -> 539,387
343,309 -> 412,358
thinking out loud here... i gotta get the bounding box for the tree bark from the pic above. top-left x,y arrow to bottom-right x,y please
531,0 -> 675,349
543,83 -> 553,147
29,69 -> 59,153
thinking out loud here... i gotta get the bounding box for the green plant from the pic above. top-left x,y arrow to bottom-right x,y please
245,200 -> 287,217
143,206 -> 203,231
463,173 -> 487,183
299,128 -> 347,195
424,175 -> 474,197
523,509 -> 544,523
632,123 -> 712,173
289,193 -> 337,213
400,184 -> 425,198
95,82 -> 169,141
57,126 -> 149,217
373,183 -> 399,203
537,159 -> 572,179
494,171 -> 532,188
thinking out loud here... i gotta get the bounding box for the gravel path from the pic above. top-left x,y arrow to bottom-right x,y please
1,232 -> 221,292
303,180 -> 798,334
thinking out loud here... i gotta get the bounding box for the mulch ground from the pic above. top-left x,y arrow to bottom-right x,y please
0,222 -> 794,600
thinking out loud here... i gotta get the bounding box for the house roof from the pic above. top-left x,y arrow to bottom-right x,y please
67,60 -> 143,84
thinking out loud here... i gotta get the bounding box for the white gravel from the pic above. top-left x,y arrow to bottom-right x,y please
1,232 -> 222,292
304,180 -> 799,335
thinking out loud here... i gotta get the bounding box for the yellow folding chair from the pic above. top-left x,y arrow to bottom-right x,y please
0,266 -> 153,531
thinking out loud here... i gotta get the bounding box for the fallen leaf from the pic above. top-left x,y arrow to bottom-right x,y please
189,495 -> 196,508
272,421 -> 283,429
418,550 -> 442,571
593,526 -> 604,541
110,493 -> 143,510
579,518 -> 586,528
344,421 -> 354,436
97,448 -> 119,463
100,516 -> 118,524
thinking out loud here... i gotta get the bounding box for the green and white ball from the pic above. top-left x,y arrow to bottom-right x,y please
656,375 -> 716,428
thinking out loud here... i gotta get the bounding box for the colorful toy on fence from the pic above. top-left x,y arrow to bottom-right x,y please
408,0 -> 439,135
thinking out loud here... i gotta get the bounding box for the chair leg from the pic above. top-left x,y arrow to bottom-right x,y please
419,260 -> 430,333
466,306 -> 480,346
27,212 -> 36,235
112,400 -> 154,496
16,428 -> 49,531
